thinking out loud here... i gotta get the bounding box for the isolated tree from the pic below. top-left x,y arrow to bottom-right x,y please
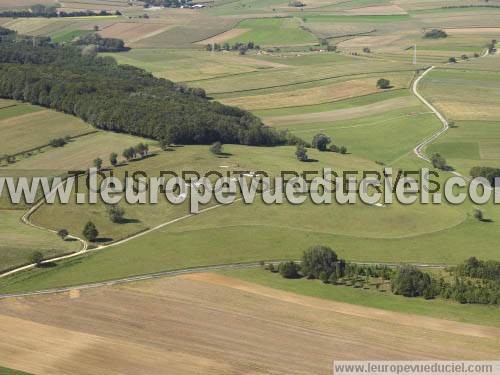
363,47 -> 371,53
329,144 -> 339,153
312,133 -> 331,151
295,144 -> 308,161
473,208 -> 484,221
108,204 -> 125,223
122,147 -> 135,161
93,157 -> 103,170
83,221 -> 98,242
461,54 -> 469,60
339,146 -> 347,154
448,57 -> 457,63
110,152 -> 118,166
431,153 -> 447,170
424,29 -> 447,39
57,229 -> 69,240
376,78 -> 391,89
301,245 -> 338,279
135,143 -> 149,158
29,251 -> 44,266
278,261 -> 301,279
210,141 -> 223,155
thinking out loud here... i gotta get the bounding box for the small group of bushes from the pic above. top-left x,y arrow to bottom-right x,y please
424,29 -> 447,39
294,134 -> 347,162
122,143 -> 150,162
49,136 -> 71,148
206,41 -> 260,54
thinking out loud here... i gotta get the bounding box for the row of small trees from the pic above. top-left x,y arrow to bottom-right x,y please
264,248 -> 500,305
206,41 -> 260,53
91,143 -> 150,170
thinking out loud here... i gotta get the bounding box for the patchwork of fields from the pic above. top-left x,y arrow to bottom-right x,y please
0,2 -> 499,369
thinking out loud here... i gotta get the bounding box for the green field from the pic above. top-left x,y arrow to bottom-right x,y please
0,366 -> 31,375
0,210 -> 79,273
221,268 -> 500,327
226,18 -> 317,46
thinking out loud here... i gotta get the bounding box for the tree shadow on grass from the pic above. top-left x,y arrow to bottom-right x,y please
216,152 -> 233,158
94,237 -> 113,243
480,218 -> 494,223
38,262 -> 56,268
119,218 -> 141,224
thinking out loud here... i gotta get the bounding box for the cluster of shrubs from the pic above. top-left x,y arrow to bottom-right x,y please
424,29 -> 448,39
288,0 -> 305,7
144,0 -> 191,8
266,246 -> 393,288
470,166 -> 500,186
206,41 -> 260,53
121,143 -> 150,163
295,134 -> 347,162
49,137 -> 70,148
431,153 -> 448,170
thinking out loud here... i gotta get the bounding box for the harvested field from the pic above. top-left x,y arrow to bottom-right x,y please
443,27 -> 500,35
265,96 -> 419,126
341,5 -> 408,15
98,22 -> 173,44
338,34 -> 405,49
0,108 -> 93,156
0,273 -> 498,375
220,75 -> 411,110
196,28 -> 250,44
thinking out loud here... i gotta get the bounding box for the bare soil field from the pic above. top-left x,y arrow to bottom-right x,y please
98,22 -> 173,44
0,273 -> 498,375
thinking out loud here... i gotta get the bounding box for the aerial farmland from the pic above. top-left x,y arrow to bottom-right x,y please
0,0 -> 499,374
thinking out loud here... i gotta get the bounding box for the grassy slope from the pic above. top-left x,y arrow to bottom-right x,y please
0,210 -> 79,272
0,367 -> 31,375
221,268 -> 500,327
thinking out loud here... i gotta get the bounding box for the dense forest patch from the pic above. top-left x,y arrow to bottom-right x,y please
0,31 -> 298,147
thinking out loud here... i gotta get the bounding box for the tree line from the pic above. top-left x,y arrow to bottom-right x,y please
0,4 -> 117,18
0,35 -> 302,147
265,248 -> 500,305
